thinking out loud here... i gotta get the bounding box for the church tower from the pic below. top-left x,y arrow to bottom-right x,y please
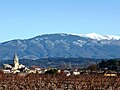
13,54 -> 19,70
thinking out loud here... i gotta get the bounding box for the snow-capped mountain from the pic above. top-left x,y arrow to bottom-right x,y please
70,33 -> 120,40
0,33 -> 120,60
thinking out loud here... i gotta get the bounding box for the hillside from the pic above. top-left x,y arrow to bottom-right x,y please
1,33 -> 120,60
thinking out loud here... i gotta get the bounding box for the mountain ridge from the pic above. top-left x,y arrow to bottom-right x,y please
1,33 -> 120,60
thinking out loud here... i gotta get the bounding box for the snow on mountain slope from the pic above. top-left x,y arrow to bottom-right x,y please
70,33 -> 120,40
85,33 -> 109,40
106,35 -> 120,40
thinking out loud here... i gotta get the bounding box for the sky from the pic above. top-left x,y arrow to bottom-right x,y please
0,0 -> 120,42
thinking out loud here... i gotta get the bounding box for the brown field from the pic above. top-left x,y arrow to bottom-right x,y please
0,72 -> 120,90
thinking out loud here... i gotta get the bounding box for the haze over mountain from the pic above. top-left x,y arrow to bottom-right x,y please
1,33 -> 120,60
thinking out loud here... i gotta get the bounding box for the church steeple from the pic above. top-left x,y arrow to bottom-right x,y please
13,53 -> 19,70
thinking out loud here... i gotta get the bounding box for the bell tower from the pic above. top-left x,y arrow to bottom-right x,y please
13,54 -> 19,70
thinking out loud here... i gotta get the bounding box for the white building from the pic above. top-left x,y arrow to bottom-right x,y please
3,54 -> 26,73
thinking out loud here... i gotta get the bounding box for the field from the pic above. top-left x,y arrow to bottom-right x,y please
0,72 -> 120,90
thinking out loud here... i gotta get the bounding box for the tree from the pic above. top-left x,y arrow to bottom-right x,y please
87,64 -> 99,71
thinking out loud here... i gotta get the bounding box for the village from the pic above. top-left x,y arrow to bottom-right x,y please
0,54 -> 120,89
2,54 -> 119,77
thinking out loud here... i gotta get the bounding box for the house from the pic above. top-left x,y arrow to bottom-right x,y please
73,71 -> 80,75
104,71 -> 117,77
3,70 -> 11,73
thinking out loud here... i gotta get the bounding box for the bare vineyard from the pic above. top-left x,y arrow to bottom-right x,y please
0,73 -> 120,90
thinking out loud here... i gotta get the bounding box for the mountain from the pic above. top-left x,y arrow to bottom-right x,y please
1,33 -> 120,60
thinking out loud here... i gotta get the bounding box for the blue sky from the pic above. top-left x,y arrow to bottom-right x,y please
0,0 -> 120,42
